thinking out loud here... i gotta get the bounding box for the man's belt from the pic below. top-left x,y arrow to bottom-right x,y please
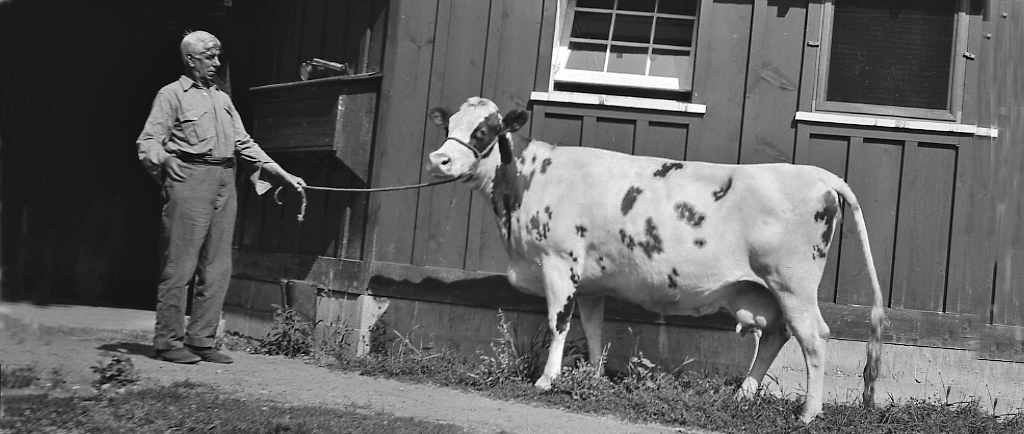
177,154 -> 235,168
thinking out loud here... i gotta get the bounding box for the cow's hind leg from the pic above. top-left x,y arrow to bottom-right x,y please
737,323 -> 791,399
534,256 -> 577,390
775,288 -> 831,423
577,295 -> 605,375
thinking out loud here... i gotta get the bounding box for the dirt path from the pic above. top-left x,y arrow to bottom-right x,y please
0,303 -> 697,434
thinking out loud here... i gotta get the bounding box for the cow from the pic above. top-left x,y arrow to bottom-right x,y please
425,97 -> 885,422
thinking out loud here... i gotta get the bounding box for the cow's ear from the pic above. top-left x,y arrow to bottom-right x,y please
502,109 -> 529,132
428,107 -> 451,128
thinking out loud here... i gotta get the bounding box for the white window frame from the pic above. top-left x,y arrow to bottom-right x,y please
549,0 -> 699,93
812,0 -> 971,122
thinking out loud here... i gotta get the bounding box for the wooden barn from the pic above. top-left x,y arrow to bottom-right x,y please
2,0 -> 1023,409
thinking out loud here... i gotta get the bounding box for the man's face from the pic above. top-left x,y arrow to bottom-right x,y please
188,44 -> 221,84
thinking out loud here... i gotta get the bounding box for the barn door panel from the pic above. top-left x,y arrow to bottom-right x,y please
635,121 -> 688,161
592,117 -> 636,155
890,143 -> 957,312
836,137 -> 901,308
536,112 -> 584,147
944,136 -> 998,318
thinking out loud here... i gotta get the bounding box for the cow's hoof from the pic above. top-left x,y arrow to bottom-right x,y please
734,378 -> 759,400
534,376 -> 553,390
797,410 -> 822,424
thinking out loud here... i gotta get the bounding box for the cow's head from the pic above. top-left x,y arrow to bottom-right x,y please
427,97 -> 528,179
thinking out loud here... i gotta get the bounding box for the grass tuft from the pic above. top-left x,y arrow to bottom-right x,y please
91,354 -> 139,390
254,306 -> 314,358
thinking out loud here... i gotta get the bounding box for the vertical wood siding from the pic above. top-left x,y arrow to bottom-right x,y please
689,0 -> 752,164
986,0 -> 1024,327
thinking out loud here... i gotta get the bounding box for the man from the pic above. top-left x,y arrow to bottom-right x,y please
137,30 -> 305,364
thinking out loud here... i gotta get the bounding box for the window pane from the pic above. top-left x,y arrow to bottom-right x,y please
577,0 -> 615,9
650,49 -> 687,78
658,0 -> 698,16
618,0 -> 656,13
653,17 -> 693,47
572,11 -> 613,40
607,45 -> 647,75
566,42 -> 607,71
826,0 -> 956,110
612,15 -> 653,44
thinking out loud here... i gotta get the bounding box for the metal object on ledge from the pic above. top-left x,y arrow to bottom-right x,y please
299,58 -> 349,81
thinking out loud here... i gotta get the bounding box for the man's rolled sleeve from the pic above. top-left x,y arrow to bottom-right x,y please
228,102 -> 276,195
136,90 -> 175,182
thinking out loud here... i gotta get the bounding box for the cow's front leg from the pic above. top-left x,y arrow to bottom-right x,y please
577,295 -> 605,375
534,256 -> 577,390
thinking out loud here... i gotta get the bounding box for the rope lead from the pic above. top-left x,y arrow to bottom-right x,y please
273,175 -> 464,222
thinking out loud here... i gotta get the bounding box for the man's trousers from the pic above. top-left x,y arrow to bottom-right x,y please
154,163 -> 236,350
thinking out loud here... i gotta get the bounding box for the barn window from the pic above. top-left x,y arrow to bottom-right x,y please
814,0 -> 970,120
552,0 -> 700,98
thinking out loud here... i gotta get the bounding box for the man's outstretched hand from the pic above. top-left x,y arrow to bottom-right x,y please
284,172 -> 306,192
263,162 -> 306,192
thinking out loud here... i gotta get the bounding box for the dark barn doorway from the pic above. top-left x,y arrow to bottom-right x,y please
0,0 -> 272,309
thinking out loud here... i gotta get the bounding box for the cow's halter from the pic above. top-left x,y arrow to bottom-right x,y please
445,136 -> 493,159
445,129 -> 512,166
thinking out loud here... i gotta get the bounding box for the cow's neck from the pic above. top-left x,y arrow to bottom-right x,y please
472,132 -> 531,241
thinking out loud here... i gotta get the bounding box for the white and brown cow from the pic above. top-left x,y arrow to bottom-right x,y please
427,97 -> 885,422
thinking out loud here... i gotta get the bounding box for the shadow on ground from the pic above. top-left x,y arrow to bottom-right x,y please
97,342 -> 154,359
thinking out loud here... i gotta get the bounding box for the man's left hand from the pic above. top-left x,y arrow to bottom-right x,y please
285,173 -> 306,192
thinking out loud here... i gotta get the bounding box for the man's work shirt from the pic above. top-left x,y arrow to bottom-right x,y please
136,75 -> 275,193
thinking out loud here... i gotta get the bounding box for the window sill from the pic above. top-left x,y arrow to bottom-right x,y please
530,91 -> 706,114
795,111 -> 998,138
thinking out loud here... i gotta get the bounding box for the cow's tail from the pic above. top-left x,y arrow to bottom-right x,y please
819,169 -> 885,408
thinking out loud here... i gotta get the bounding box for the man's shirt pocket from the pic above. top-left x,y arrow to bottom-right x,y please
178,108 -> 215,146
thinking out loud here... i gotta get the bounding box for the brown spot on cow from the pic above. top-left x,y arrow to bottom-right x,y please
638,218 -> 664,259
528,211 -> 550,242
541,158 -> 553,173
621,186 -> 644,216
694,238 -> 707,248
575,225 -> 588,237
813,245 -> 828,260
712,177 -> 733,201
814,191 -> 840,246
619,218 -> 664,258
674,202 -> 706,228
667,267 -> 680,288
619,229 -> 637,251
556,295 -> 575,333
653,162 -> 685,177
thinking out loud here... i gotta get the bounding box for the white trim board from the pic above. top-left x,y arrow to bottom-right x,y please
530,91 -> 707,114
795,111 -> 999,138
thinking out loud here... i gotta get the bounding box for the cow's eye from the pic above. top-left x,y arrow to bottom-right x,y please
473,129 -> 487,140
